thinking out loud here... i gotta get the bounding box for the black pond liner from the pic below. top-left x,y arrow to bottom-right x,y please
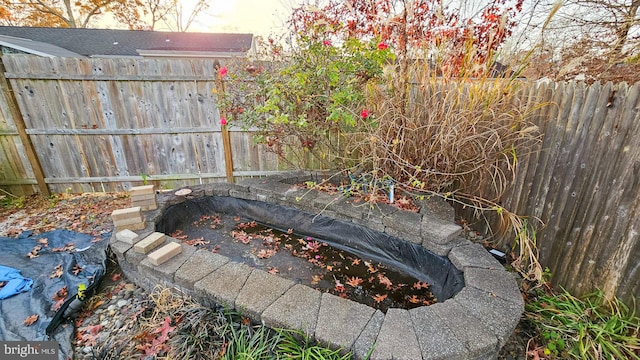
156,196 -> 464,303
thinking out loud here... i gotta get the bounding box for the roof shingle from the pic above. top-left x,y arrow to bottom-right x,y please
0,26 -> 253,57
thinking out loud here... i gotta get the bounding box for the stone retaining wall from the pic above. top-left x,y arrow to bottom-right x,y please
109,171 -> 523,360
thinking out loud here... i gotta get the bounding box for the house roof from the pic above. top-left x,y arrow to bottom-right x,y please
0,34 -> 83,57
0,26 -> 253,58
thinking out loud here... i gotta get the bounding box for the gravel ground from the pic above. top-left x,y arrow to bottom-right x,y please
1,192 -> 532,359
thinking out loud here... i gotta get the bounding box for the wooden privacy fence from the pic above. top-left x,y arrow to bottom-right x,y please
0,55 -> 638,309
471,80 -> 640,310
0,55 -> 283,195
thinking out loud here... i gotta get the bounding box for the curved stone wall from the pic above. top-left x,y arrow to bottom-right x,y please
109,171 -> 523,360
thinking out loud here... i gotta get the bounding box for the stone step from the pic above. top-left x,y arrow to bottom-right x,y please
131,198 -> 157,210
130,193 -> 156,203
111,207 -> 142,222
112,215 -> 144,227
147,242 -> 182,266
134,232 -> 166,254
115,229 -> 140,244
115,220 -> 147,232
130,185 -> 155,196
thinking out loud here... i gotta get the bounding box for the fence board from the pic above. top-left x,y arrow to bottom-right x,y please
489,81 -> 640,310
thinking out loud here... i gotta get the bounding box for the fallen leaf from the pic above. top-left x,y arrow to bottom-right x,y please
287,228 -> 294,234
365,261 -> 378,274
24,314 -> 38,326
38,238 -> 49,246
351,258 -> 361,266
27,245 -> 42,259
311,275 -> 322,285
334,279 -> 345,293
267,267 -> 279,275
422,298 -> 435,305
53,298 -> 66,311
372,294 -> 387,303
378,274 -> 393,289
407,295 -> 421,304
231,230 -> 251,244
346,276 -> 363,287
170,229 -> 187,240
413,281 -> 430,290
78,324 -> 102,346
53,286 -> 68,301
257,249 -> 276,259
72,264 -> 83,275
185,237 -> 209,246
111,273 -> 122,282
52,243 -> 75,252
50,264 -> 64,278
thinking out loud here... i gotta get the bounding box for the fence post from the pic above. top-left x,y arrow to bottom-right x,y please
0,57 -> 50,196
215,67 -> 235,183
221,126 -> 234,183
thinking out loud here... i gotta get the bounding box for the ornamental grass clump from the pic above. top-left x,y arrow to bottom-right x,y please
218,0 -> 547,280
526,289 -> 640,359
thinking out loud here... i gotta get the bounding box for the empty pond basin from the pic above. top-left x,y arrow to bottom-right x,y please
156,196 -> 464,312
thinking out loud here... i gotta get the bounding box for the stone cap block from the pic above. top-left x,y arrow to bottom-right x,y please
464,267 -> 523,305
416,197 -> 456,222
174,250 -> 230,288
315,293 -> 376,352
113,215 -> 145,227
140,243 -> 196,283
115,220 -> 147,233
115,229 -> 140,245
131,197 -> 157,206
194,261 -> 253,308
261,284 -> 322,338
147,241 -> 182,266
111,207 -> 142,222
382,210 -> 422,237
421,216 -> 462,245
409,305 -> 467,360
352,310 -> 384,360
370,308 -> 422,360
134,232 -> 166,254
452,287 -> 523,346
130,185 -> 155,196
109,237 -> 133,258
429,301 -> 499,358
448,242 -> 504,271
235,269 -> 294,320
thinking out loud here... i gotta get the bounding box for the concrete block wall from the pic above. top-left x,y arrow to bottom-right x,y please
109,171 -> 523,360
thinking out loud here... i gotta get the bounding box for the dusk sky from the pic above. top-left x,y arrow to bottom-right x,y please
173,0 -> 303,37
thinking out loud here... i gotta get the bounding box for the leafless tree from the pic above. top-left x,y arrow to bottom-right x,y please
161,0 -> 209,32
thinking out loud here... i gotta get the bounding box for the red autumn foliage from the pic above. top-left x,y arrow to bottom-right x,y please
289,0 -> 523,75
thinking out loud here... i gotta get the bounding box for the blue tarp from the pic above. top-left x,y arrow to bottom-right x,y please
0,265 -> 33,299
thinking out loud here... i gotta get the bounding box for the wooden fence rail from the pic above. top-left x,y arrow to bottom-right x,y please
0,55 -> 637,310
